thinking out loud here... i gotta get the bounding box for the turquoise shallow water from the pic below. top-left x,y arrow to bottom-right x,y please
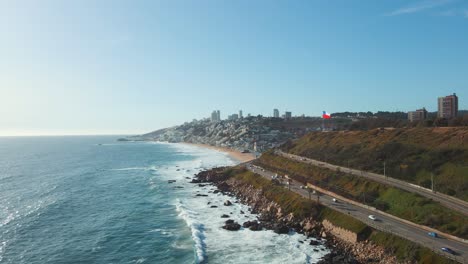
0,136 -> 329,264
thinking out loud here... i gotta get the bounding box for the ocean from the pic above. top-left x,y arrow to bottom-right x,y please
0,136 -> 329,264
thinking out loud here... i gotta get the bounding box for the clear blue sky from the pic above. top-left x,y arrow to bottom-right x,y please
1,0 -> 467,136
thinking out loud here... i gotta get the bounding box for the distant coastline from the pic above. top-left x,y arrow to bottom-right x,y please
181,142 -> 256,163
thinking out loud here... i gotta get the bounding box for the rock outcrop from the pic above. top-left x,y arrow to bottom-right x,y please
194,169 -> 400,264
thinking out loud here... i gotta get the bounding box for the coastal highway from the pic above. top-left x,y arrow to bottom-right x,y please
245,163 -> 468,263
275,150 -> 468,217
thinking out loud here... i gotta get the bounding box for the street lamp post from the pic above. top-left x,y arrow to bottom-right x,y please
384,161 -> 386,179
431,173 -> 435,193
307,187 -> 312,200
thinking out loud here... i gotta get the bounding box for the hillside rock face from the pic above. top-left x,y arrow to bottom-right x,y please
193,169 -> 402,264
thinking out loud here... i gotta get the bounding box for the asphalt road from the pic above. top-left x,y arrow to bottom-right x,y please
275,150 -> 468,217
246,163 -> 468,263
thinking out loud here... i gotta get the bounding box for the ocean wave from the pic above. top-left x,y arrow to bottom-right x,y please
175,199 -> 206,263
0,241 -> 6,262
110,165 -> 158,172
0,212 -> 16,227
110,167 -> 150,171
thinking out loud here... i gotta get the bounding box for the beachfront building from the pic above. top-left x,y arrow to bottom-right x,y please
273,109 -> 279,118
239,110 -> 243,119
408,108 -> 427,122
284,111 -> 292,120
438,93 -> 458,119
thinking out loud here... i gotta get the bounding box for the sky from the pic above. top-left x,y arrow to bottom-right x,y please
1,0 -> 467,136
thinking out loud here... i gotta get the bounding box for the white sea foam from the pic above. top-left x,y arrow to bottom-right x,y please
111,166 -> 158,171
176,199 -> 206,263
0,213 -> 15,227
111,167 -> 148,171
152,142 -> 330,263
0,241 -> 6,262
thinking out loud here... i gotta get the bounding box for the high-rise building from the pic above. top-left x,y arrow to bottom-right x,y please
211,110 -> 221,122
211,111 -> 218,122
438,93 -> 458,119
285,111 -> 292,120
273,109 -> 279,118
408,108 -> 427,122
239,110 -> 243,119
228,114 -> 239,120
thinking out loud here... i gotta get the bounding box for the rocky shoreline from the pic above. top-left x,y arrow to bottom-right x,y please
191,168 -> 403,264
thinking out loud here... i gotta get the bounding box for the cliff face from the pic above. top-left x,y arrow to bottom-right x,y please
194,169 -> 402,264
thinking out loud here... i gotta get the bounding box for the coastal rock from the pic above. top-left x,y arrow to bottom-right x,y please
221,214 -> 230,218
224,200 -> 232,206
273,224 -> 289,234
243,221 -> 262,231
192,167 -> 398,264
242,220 -> 255,228
222,223 -> 241,231
210,205 -> 218,208
222,220 -> 241,231
195,194 -> 208,197
309,240 -> 320,246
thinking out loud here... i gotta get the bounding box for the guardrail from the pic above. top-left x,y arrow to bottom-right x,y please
361,219 -> 464,263
303,181 -> 467,245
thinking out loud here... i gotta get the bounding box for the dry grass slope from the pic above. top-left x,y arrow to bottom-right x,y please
281,127 -> 468,201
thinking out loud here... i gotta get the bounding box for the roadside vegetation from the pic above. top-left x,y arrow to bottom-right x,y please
368,231 -> 456,264
223,167 -> 456,264
280,127 -> 468,201
253,152 -> 468,239
224,167 -> 320,218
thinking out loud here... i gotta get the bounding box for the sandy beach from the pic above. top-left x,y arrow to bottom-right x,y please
182,142 -> 256,163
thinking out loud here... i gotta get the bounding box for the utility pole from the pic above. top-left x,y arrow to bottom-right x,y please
384,161 -> 386,179
431,173 -> 434,193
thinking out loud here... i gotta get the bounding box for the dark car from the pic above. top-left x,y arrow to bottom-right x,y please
441,247 -> 456,255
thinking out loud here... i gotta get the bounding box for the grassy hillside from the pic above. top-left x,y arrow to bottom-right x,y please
254,152 -> 468,239
280,127 -> 468,201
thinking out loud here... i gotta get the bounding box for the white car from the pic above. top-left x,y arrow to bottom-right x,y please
368,215 -> 377,221
332,198 -> 338,203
